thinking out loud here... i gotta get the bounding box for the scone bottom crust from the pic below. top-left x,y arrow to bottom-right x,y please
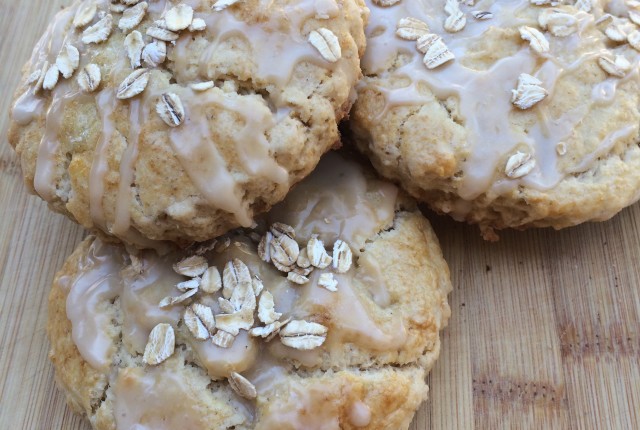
9,0 -> 367,245
352,0 -> 640,238
48,154 -> 452,430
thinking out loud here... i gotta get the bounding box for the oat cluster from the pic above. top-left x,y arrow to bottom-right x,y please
141,222 -> 353,400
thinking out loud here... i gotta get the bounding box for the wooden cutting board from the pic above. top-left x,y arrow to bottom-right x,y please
1,1 -> 638,429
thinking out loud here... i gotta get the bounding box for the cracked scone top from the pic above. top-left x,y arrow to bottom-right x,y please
351,0 -> 640,239
47,153 -> 452,430
8,0 -> 366,246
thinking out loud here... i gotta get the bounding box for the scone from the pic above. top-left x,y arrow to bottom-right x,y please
47,153 -> 452,430
9,0 -> 367,246
351,0 -> 640,239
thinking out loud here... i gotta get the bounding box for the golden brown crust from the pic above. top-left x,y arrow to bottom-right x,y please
48,202 -> 451,429
351,1 -> 640,238
9,0 -> 367,246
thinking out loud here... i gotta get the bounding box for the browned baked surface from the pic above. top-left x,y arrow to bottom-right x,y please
48,154 -> 452,429
9,0 -> 367,246
351,1 -> 640,239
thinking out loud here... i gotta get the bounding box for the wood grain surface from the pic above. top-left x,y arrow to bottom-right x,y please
1,1 -> 639,429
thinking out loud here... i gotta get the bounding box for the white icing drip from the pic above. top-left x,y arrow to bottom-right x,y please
362,0 -> 640,202
165,88 -> 264,227
33,84 -> 79,201
89,89 -> 117,229
61,239 -> 123,372
112,99 -> 143,236
12,90 -> 45,126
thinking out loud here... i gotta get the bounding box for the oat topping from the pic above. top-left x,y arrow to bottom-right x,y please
269,234 -> 300,272
296,249 -> 312,269
279,320 -> 328,350
318,272 -> 338,292
165,4 -> 194,31
293,265 -> 314,277
190,81 -> 215,91
33,61 -> 49,93
574,0 -> 592,12
212,0 -> 242,12
82,14 -> 113,44
308,28 -> 342,62
628,30 -> 640,51
141,40 -> 167,67
519,26 -> 549,54
156,92 -> 185,127
530,0 -> 560,5
188,18 -> 207,32
306,235 -> 332,269
252,275 -> 264,296
629,10 -> 640,26
215,310 -> 254,336
118,1 -> 148,32
200,266 -> 222,293
604,22 -> 628,42
373,0 -> 401,5
258,291 -> 282,324
43,64 -> 60,91
143,323 -> 175,365
124,31 -> 144,68
149,221 -> 356,355
471,11 -> 493,20
538,9 -> 578,37
270,222 -> 296,239
250,318 -> 289,340
395,17 -> 430,40
444,0 -> 466,33
110,3 -> 127,13
332,240 -> 353,273
228,372 -> 257,399
176,278 -> 200,292
77,64 -> 102,92
223,259 -> 252,298
174,255 -> 209,277
229,281 -> 256,313
556,142 -> 567,156
211,329 -> 235,348
147,25 -> 179,42
117,68 -> 150,99
505,151 -> 536,179
158,288 -> 198,308
287,271 -> 310,285
258,231 -> 273,262
183,306 -> 211,340
418,34 -> 455,69
598,54 -> 632,78
56,44 -> 80,79
73,2 -> 97,28
595,14 -> 614,29
511,73 -> 547,110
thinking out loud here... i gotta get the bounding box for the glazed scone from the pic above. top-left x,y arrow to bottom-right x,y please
8,0 -> 367,246
47,153 -> 452,430
351,0 -> 640,239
